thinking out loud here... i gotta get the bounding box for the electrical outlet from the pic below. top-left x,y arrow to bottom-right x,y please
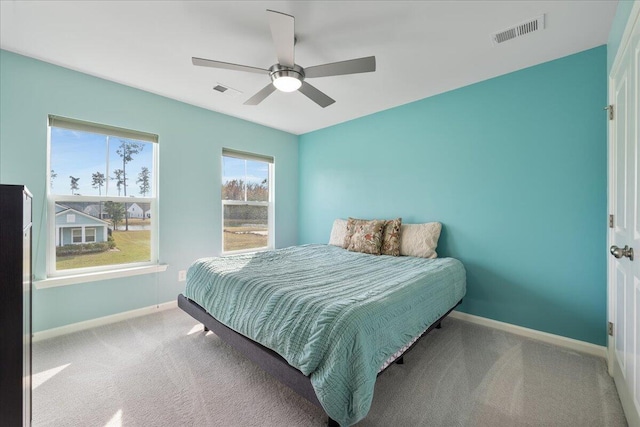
178,270 -> 187,282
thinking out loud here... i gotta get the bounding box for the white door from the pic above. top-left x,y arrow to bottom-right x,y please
609,5 -> 640,427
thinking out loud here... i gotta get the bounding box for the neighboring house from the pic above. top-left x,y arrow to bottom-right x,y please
127,203 -> 144,219
83,204 -> 110,220
55,204 -> 109,246
139,202 -> 151,218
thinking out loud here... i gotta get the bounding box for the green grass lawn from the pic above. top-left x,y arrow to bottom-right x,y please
56,230 -> 151,270
223,226 -> 267,252
57,226 -> 267,270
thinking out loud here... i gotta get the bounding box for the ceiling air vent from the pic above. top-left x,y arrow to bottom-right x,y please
492,14 -> 545,46
212,83 -> 243,98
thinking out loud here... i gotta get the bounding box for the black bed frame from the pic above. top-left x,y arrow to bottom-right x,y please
178,294 -> 461,427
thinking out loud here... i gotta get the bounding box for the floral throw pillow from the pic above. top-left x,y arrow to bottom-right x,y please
380,218 -> 402,256
343,217 -> 373,248
346,219 -> 385,255
342,217 -> 363,249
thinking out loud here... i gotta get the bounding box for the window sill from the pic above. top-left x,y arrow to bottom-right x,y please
35,264 -> 168,289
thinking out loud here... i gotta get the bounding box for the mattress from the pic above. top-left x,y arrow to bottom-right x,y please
184,244 -> 466,426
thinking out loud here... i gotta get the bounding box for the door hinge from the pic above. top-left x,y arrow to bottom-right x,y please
609,214 -> 614,228
605,104 -> 614,120
608,321 -> 614,336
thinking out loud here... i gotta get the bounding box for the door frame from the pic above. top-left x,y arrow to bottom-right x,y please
608,0 -> 640,372
608,2 -> 640,426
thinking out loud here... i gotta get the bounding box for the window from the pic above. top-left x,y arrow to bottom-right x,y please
47,115 -> 158,276
221,149 -> 273,253
85,228 -> 96,243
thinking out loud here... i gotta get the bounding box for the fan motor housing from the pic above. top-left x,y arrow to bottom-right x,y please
269,64 -> 305,83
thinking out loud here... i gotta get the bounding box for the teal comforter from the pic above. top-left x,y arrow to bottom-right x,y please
184,244 -> 466,426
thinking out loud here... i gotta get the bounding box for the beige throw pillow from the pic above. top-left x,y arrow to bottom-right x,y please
399,222 -> 442,258
328,219 -> 348,246
380,218 -> 402,256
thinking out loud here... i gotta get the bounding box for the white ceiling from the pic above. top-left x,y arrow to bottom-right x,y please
0,1 -> 617,135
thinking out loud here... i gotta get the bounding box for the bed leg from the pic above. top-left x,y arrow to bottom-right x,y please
396,356 -> 404,365
435,321 -> 442,329
327,417 -> 339,427
203,325 -> 209,332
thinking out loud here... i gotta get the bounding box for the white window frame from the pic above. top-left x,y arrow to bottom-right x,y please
43,115 -> 164,287
221,149 -> 275,255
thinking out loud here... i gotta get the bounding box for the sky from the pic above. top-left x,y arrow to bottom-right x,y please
50,127 -> 268,197
50,127 -> 154,197
222,156 -> 269,185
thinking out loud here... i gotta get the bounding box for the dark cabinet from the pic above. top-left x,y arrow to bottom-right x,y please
0,184 -> 33,426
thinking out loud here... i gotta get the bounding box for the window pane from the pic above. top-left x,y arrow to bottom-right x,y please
245,160 -> 269,202
54,201 -> 151,271
50,128 -> 107,196
50,128 -> 154,198
222,156 -> 269,202
72,228 -> 82,243
223,204 -> 268,252
108,139 -> 154,197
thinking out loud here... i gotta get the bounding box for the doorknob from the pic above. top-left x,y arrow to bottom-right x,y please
610,245 -> 635,261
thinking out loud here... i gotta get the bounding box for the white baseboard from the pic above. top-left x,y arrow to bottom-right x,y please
32,300 -> 178,343
449,310 -> 606,359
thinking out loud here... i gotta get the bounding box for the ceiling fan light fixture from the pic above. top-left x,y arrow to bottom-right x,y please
270,64 -> 304,92
273,75 -> 302,92
192,11 -> 374,107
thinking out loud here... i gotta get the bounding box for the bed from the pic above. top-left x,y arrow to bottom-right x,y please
178,243 -> 466,426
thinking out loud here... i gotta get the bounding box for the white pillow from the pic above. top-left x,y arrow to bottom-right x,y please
328,219 -> 348,246
399,222 -> 442,258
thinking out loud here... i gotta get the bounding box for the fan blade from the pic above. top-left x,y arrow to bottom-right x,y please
298,82 -> 335,108
192,57 -> 269,75
267,10 -> 295,68
304,56 -> 376,78
244,83 -> 277,105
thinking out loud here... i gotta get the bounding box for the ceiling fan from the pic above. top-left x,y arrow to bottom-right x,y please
192,9 -> 376,108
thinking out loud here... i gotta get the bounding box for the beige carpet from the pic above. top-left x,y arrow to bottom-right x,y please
32,308 -> 627,427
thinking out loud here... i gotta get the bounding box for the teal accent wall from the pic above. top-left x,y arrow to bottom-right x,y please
298,46 -> 607,345
0,50 -> 298,332
607,0 -> 637,72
